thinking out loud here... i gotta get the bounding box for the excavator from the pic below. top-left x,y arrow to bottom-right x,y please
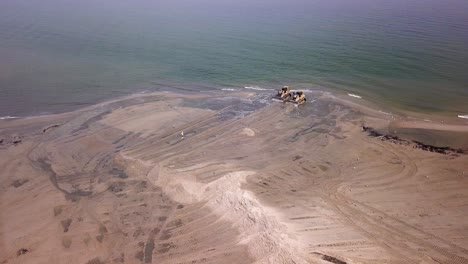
273,86 -> 306,105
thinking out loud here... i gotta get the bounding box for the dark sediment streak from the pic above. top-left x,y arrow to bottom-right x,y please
36,158 -> 92,200
362,126 -> 465,155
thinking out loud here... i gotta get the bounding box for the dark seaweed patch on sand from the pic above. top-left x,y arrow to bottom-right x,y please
362,126 -> 465,155
312,252 -> 347,264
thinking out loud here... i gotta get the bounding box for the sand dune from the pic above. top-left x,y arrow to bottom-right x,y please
1,91 -> 467,264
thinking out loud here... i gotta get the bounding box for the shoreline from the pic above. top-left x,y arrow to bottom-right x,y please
2,85 -> 467,130
2,88 -> 467,152
1,82 -> 468,126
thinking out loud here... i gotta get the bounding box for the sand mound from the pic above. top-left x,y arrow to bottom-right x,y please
205,173 -> 307,263
123,144 -> 307,263
146,163 -> 307,263
241,128 -> 256,137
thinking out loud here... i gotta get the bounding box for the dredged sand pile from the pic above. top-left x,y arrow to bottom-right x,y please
1,90 -> 468,264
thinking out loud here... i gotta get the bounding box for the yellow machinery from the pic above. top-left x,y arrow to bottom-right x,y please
273,86 -> 307,105
290,91 -> 307,105
275,86 -> 291,100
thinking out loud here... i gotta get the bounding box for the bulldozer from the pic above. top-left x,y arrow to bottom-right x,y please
289,91 -> 307,105
273,86 -> 307,105
274,86 -> 292,101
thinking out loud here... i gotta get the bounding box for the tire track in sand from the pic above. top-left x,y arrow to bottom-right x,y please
324,138 -> 468,264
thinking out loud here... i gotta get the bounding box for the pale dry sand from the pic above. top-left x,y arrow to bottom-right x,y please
1,91 -> 467,264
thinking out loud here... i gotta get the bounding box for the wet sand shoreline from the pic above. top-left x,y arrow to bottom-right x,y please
1,90 -> 467,263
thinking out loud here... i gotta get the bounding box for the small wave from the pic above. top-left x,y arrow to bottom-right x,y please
458,115 -> 468,119
0,116 -> 19,120
348,93 -> 362,99
221,88 -> 236,91
290,89 -> 313,93
244,86 -> 272,91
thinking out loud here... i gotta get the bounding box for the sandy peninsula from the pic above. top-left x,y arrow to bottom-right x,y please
1,90 -> 467,264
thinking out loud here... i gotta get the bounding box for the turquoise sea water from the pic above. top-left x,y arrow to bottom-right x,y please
1,0 -> 467,116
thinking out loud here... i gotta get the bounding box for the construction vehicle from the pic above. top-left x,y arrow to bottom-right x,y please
273,86 -> 307,105
289,91 -> 307,105
274,86 -> 292,101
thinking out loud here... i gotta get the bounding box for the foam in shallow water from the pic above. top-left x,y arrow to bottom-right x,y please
244,86 -> 273,91
348,93 -> 362,99
0,116 -> 19,120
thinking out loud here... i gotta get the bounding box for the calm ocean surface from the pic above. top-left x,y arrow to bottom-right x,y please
1,0 -> 467,117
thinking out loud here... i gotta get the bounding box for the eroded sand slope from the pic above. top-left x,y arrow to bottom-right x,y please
1,91 -> 467,264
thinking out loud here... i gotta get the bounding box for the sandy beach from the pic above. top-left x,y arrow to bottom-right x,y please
1,90 -> 467,264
